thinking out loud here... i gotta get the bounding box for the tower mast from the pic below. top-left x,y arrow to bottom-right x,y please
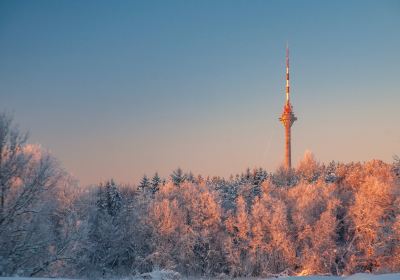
279,45 -> 297,169
286,44 -> 290,103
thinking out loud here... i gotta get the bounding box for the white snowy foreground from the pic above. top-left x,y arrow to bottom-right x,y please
1,272 -> 400,280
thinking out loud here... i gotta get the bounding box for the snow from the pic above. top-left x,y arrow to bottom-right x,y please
136,269 -> 181,280
345,273 -> 400,280
1,273 -> 400,280
0,278 -> 74,280
277,274 -> 400,280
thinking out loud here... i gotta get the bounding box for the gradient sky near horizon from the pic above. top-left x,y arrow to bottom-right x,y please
1,0 -> 399,186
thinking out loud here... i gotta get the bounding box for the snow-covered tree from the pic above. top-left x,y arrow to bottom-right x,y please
224,195 -> 252,276
297,150 -> 321,183
151,172 -> 161,193
93,181 -> 119,217
346,175 -> 395,273
147,181 -> 225,275
138,174 -> 151,191
171,167 -> 186,186
0,113 -> 65,276
254,167 -> 268,187
272,165 -> 297,187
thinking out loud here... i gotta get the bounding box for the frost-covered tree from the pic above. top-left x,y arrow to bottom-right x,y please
324,160 -> 338,183
216,177 -> 240,211
249,181 -> 295,276
78,180 -> 123,275
346,175 -> 396,273
224,195 -> 252,276
171,167 -> 186,186
147,181 -> 225,275
0,113 -> 65,276
151,172 -> 161,193
254,167 -> 268,187
76,179 -> 152,277
138,174 -> 151,191
394,155 -> 400,178
297,150 -> 321,183
186,171 -> 195,183
272,165 -> 297,187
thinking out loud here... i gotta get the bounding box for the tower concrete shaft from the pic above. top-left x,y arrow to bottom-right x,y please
279,45 -> 297,169
280,104 -> 296,169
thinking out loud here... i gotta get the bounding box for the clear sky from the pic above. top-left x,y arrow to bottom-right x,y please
1,0 -> 399,185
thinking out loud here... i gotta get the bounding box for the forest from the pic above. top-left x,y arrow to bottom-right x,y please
0,112 -> 399,278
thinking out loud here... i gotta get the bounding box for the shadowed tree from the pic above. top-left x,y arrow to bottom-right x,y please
0,113 -> 64,276
171,167 -> 186,186
151,172 -> 161,193
138,174 -> 151,191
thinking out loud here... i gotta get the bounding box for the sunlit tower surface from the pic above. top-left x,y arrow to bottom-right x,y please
279,46 -> 297,169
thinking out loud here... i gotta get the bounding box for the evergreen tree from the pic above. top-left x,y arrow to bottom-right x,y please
186,171 -> 195,183
151,172 -> 161,194
254,168 -> 268,186
244,167 -> 251,181
97,180 -> 122,217
324,160 -> 338,183
171,168 -> 186,186
105,180 -> 122,216
393,155 -> 400,178
83,180 -> 125,276
138,174 -> 151,191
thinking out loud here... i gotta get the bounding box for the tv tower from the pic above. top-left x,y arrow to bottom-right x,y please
279,45 -> 297,169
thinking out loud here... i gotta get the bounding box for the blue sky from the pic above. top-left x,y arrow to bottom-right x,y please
1,0 -> 399,185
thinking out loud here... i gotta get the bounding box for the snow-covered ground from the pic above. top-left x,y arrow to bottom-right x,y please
279,273 -> 400,280
279,274 -> 400,280
1,273 -> 400,280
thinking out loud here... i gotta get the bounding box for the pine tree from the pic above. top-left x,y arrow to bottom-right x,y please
151,172 -> 161,194
83,180 -> 125,276
244,168 -> 251,181
138,174 -> 151,191
171,168 -> 186,186
324,160 -> 338,183
254,168 -> 268,186
186,171 -> 195,183
105,180 -> 122,217
96,180 -> 122,217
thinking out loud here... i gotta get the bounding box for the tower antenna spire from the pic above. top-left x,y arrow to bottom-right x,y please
286,43 -> 290,103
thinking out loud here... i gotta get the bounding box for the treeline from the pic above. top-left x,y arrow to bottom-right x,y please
1,113 -> 400,278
